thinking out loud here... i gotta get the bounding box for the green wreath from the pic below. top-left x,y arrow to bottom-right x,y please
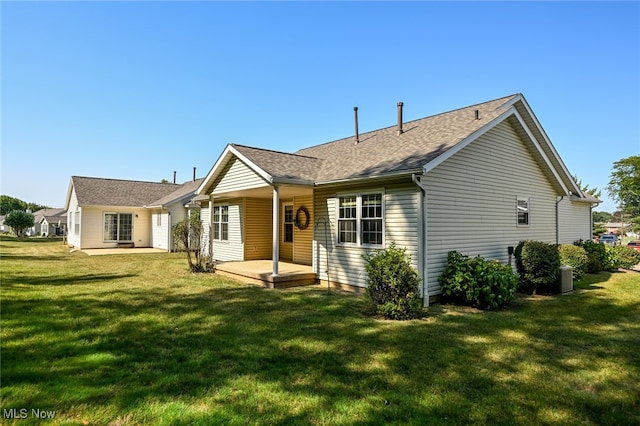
295,206 -> 310,230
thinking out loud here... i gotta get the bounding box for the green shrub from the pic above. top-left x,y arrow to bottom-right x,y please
363,243 -> 422,320
579,240 -> 606,273
515,241 -> 560,293
440,251 -> 518,310
608,245 -> 640,270
558,244 -> 589,280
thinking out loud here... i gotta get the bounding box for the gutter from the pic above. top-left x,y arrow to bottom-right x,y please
316,169 -> 422,187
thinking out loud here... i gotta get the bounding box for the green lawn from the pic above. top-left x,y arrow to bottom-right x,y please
1,238 -> 639,425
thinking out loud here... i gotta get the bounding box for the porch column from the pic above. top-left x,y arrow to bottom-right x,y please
272,185 -> 280,276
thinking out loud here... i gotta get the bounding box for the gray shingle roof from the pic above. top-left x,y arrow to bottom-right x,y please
295,94 -> 518,182
148,178 -> 205,207
71,176 -> 183,207
231,145 -> 322,182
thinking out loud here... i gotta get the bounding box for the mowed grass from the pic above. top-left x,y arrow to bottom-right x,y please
1,238 -> 639,425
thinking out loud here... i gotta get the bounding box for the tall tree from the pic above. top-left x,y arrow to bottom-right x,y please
0,195 -> 27,215
573,175 -> 602,199
592,211 -> 612,223
607,156 -> 640,209
4,210 -> 34,237
607,155 -> 640,233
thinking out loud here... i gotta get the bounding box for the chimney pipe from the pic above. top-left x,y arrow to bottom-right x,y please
475,109 -> 480,120
354,107 -> 360,144
397,102 -> 404,135
173,171 -> 176,184
193,167 -> 196,182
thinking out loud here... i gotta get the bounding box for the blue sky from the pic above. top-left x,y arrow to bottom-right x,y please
2,1 -> 638,213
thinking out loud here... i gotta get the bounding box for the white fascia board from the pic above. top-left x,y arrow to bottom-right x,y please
423,107 -> 517,174
516,96 -> 582,196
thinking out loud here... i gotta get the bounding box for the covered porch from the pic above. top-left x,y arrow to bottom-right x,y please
215,260 -> 317,289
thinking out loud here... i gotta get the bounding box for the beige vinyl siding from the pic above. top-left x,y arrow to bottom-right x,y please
78,207 -> 151,249
212,199 -> 244,261
293,195 -> 314,265
558,199 -> 592,244
244,198 -> 272,260
425,120 -> 557,296
212,157 -> 269,195
314,182 -> 419,289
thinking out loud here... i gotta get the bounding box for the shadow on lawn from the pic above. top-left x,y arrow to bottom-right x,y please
2,271 -> 639,424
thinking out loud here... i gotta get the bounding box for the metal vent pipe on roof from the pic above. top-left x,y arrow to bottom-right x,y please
397,102 -> 404,135
354,107 -> 360,144
173,171 -> 176,184
475,109 -> 480,120
193,167 -> 196,182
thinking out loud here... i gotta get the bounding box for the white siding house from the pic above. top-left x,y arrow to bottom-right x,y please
197,94 -> 598,304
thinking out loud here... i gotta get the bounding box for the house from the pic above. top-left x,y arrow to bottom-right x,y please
65,176 -> 203,250
40,213 -> 67,237
27,208 -> 66,236
195,94 -> 599,304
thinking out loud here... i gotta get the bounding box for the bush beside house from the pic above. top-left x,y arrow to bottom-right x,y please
363,244 -> 422,320
439,251 -> 518,310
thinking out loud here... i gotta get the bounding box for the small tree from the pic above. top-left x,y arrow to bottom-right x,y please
172,212 -> 207,272
363,243 -> 422,320
4,210 -> 34,237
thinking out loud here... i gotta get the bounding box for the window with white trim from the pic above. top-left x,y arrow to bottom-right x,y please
74,211 -> 80,235
517,197 -> 530,226
103,212 -> 133,242
337,192 -> 384,246
156,213 -> 162,227
213,205 -> 229,241
284,204 -> 294,243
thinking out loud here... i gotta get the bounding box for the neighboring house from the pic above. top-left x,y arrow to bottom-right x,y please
196,94 -> 599,304
603,222 -> 632,236
65,176 -> 203,250
0,215 -> 6,233
41,213 -> 67,236
27,208 -> 66,236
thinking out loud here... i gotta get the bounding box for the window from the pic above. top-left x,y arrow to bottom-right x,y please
213,205 -> 229,241
361,193 -> 383,245
517,198 -> 529,225
103,213 -> 133,242
284,204 -> 294,243
337,192 -> 384,246
156,213 -> 162,227
74,211 -> 80,235
338,195 -> 357,244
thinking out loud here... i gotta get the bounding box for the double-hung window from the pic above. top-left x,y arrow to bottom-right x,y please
517,197 -> 530,226
104,212 -> 133,242
337,192 -> 384,246
284,204 -> 294,243
213,205 -> 229,241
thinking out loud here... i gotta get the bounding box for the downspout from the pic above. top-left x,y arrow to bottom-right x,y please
556,195 -> 565,244
412,174 -> 429,307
